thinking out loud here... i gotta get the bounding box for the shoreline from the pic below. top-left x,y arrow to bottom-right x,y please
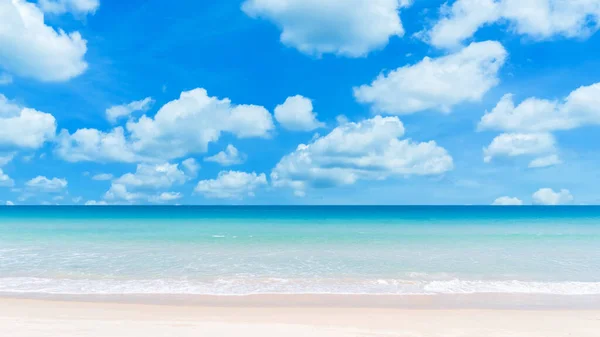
2,297 -> 599,337
2,292 -> 600,310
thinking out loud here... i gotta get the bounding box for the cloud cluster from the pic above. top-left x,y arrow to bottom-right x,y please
242,0 -> 411,57
25,176 -> 68,192
195,171 -> 267,199
354,41 -> 506,114
479,82 -> 600,167
104,162 -> 190,203
425,0 -> 600,49
56,88 -> 275,163
271,115 -> 453,196
494,188 -> 574,206
0,95 -> 57,149
0,0 -> 88,82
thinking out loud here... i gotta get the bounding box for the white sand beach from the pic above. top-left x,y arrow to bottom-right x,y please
1,297 -> 599,337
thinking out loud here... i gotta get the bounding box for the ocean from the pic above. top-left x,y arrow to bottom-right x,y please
0,206 -> 599,296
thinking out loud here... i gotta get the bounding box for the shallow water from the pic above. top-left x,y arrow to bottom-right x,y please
1,206 -> 599,295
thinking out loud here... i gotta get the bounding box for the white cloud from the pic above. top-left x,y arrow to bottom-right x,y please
274,95 -> 325,131
354,41 -> 506,114
425,0 -> 600,49
114,163 -> 187,189
0,153 -> 14,166
84,200 -> 108,206
0,0 -> 88,82
55,127 -> 138,163
56,88 -> 274,162
271,116 -> 453,195
181,158 -> 200,176
479,83 -> 600,166
194,171 -> 267,199
424,0 -> 500,49
91,173 -> 113,181
492,196 -> 523,205
151,192 -> 182,202
528,154 -> 562,168
0,95 -> 56,149
5,200 -> 14,206
38,0 -> 99,15
479,84 -> 600,132
104,183 -> 143,202
242,0 -> 411,57
0,168 -> 14,187
483,133 -> 556,163
25,176 -> 68,192
0,73 -> 12,85
532,188 -> 574,205
205,144 -> 246,166
106,97 -> 154,123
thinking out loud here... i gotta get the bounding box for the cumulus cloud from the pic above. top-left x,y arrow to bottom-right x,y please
55,127 -> 138,163
181,158 -> 200,176
532,188 -> 574,205
0,0 -> 88,81
274,95 -> 324,131
102,163 -> 190,203
271,116 -> 453,195
0,168 -> 14,187
242,0 -> 411,57
91,173 -> 113,181
425,0 -> 600,49
479,83 -> 600,166
104,183 -> 143,202
113,163 -> 188,189
479,84 -> 600,132
38,0 -> 100,15
25,176 -> 68,192
483,133 -> 556,163
205,144 -> 246,166
0,95 -> 57,149
5,200 -> 14,206
195,171 -> 267,199
106,97 -> 154,123
528,154 -> 562,168
56,88 -> 275,163
492,196 -> 523,205
354,41 -> 506,114
151,192 -> 182,203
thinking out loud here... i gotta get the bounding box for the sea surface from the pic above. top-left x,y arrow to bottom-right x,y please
1,206 -> 600,296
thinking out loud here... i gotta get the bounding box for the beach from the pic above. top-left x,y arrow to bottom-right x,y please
3,296 -> 600,337
1,206 -> 600,335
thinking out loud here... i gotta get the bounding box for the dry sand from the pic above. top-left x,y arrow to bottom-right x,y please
1,296 -> 599,337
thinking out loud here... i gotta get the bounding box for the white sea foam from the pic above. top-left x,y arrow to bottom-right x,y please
1,277 -> 599,296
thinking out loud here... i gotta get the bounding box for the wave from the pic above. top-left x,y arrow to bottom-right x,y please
1,277 -> 599,296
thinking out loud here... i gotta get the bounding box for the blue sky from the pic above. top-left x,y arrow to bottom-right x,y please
2,0 -> 600,205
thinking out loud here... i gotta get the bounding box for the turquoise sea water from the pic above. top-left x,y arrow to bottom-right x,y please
1,206 -> 600,295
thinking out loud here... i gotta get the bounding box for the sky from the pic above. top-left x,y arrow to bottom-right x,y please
1,0 -> 600,206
